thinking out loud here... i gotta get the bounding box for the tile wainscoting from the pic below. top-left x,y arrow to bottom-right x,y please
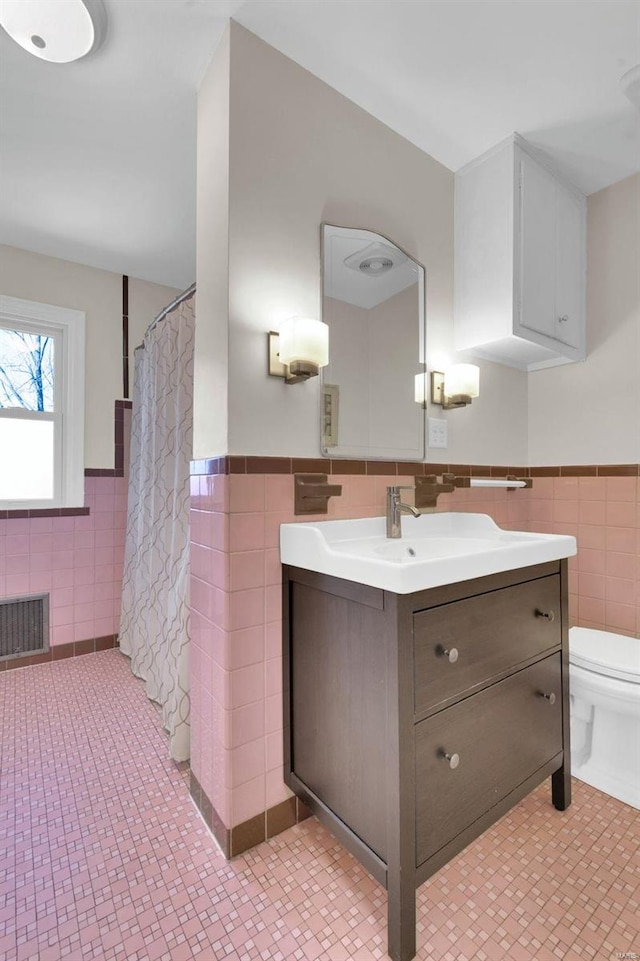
0,474 -> 127,658
188,456 -> 639,856
0,403 -> 131,664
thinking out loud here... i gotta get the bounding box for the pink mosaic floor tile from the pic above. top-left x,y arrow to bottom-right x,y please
1,651 -> 639,960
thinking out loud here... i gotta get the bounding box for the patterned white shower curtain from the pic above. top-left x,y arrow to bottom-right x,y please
119,294 -> 195,761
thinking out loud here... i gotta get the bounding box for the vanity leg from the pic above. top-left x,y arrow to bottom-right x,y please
387,878 -> 416,961
552,762 -> 571,810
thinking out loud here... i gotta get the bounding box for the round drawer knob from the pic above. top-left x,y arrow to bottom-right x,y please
539,692 -> 557,705
558,315 -> 569,323
535,609 -> 556,622
438,646 -> 459,663
440,750 -> 460,769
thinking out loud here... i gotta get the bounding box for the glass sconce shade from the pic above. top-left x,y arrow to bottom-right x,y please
414,372 -> 427,406
444,364 -> 479,399
278,317 -> 329,371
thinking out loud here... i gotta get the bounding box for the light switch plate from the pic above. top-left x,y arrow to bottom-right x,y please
428,417 -> 448,449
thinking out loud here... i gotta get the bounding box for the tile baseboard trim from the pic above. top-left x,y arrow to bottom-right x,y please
1,635 -> 120,672
189,771 -> 312,859
189,457 -> 640,479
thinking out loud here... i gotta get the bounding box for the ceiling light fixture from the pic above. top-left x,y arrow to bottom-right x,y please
0,0 -> 107,64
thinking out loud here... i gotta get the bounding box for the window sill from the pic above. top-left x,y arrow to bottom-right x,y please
0,506 -> 90,519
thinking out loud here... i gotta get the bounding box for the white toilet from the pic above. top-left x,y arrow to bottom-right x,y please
569,627 -> 640,810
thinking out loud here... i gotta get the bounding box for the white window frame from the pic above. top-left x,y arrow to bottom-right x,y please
0,294 -> 85,509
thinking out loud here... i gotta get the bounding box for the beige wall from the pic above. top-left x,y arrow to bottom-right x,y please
194,28 -> 230,460
528,173 -> 640,465
0,244 -> 179,468
208,23 -> 526,465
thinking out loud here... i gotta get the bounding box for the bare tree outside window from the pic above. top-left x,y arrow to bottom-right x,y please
0,327 -> 54,412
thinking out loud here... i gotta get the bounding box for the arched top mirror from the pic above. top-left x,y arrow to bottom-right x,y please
320,224 -> 426,461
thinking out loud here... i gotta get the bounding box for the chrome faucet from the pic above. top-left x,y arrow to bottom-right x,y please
386,486 -> 421,539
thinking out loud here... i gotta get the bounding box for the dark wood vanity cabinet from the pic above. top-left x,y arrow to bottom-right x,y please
283,560 -> 571,961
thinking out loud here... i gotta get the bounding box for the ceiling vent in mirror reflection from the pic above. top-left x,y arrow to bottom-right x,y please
326,229 -> 419,311
343,242 -> 407,277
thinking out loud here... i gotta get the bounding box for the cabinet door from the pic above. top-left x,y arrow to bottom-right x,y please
554,183 -> 583,347
518,154 -> 556,339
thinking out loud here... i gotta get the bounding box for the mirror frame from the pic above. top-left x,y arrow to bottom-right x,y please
320,222 -> 426,462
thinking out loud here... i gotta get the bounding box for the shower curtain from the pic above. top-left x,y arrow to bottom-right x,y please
119,292 -> 195,762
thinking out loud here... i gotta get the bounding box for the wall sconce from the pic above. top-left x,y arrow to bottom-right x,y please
414,371 -> 428,408
268,317 -> 329,385
430,363 -> 480,409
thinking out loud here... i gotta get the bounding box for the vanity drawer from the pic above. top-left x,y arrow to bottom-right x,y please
415,654 -> 562,866
413,574 -> 560,714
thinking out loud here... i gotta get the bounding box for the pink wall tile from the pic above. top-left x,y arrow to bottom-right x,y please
579,501 -> 607,526
605,476 -> 637,502
578,525 -> 606,551
229,663 -> 264,710
229,513 -> 265,552
606,552 -> 637,580
231,775 -> 266,827
605,602 -> 637,633
577,549 -> 606,574
605,577 -> 636,605
229,588 -> 264,631
553,500 -> 579,524
264,548 -> 282,586
265,475 -> 294,513
202,474 -> 228,513
606,527 -> 638,553
229,702 -> 265,750
606,501 -> 636,528
229,475 -> 265,514
230,737 -> 265,789
578,573 -> 605,599
265,769 -> 294,810
229,551 -> 265,592
554,477 -> 580,500
578,477 -> 607,500
578,595 -> 605,625
226,626 -> 264,671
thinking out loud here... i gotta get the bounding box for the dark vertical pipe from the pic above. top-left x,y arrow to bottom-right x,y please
122,274 -> 129,398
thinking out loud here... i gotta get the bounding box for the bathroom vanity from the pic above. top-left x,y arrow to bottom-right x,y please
281,513 -> 574,961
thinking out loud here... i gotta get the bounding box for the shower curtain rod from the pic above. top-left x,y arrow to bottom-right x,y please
136,281 -> 196,349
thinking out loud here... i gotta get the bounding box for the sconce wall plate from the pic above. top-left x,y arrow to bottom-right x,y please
268,331 -> 316,384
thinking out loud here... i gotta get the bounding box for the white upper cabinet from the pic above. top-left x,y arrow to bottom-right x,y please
455,135 -> 586,370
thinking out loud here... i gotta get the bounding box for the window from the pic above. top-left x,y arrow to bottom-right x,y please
0,295 -> 85,509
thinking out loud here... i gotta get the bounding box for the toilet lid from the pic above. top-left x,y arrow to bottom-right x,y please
570,628 -> 640,684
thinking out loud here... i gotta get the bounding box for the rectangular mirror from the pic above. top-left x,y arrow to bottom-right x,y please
321,224 -> 426,461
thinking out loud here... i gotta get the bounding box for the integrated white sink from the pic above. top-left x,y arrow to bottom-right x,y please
280,512 -> 576,594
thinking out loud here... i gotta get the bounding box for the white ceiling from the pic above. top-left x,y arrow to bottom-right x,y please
1,0 -> 639,289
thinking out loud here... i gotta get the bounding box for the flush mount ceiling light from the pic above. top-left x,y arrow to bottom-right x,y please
0,0 -> 107,63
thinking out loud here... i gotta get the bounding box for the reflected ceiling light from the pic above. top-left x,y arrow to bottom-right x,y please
0,0 -> 107,63
268,318 -> 329,385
